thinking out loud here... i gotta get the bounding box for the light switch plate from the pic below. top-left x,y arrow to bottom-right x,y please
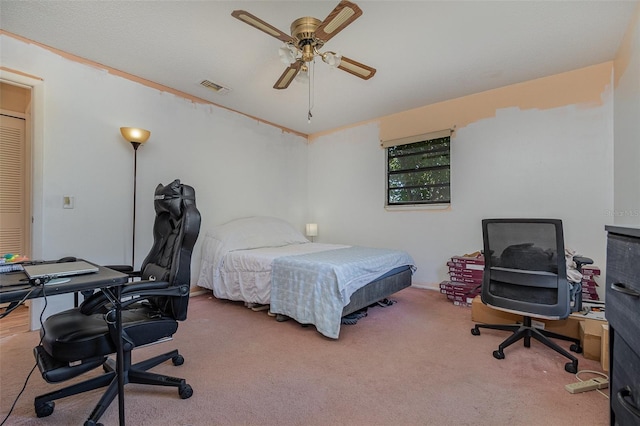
63,196 -> 74,209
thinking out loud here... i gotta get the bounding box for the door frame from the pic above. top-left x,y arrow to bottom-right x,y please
1,68 -> 44,330
1,68 -> 44,261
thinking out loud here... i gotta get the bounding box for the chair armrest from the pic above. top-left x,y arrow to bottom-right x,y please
119,285 -> 188,310
104,264 -> 134,273
79,280 -> 183,315
122,279 -> 171,293
573,256 -> 593,271
103,265 -> 142,278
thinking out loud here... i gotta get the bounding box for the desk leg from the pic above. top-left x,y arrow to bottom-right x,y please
116,286 -> 125,426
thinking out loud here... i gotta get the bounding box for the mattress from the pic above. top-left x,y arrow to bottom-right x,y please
211,243 -> 348,304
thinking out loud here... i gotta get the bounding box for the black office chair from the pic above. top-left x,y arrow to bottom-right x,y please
470,218 -> 585,374
32,180 -> 201,425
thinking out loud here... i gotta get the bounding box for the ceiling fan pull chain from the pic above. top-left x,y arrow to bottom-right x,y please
308,59 -> 315,123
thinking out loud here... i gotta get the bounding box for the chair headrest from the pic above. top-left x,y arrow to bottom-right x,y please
154,179 -> 195,218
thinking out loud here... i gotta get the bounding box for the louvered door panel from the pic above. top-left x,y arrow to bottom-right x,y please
0,115 -> 27,255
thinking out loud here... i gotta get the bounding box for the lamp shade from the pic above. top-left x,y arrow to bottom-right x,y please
120,127 -> 151,144
278,44 -> 297,65
295,68 -> 309,84
321,51 -> 342,68
305,223 -> 318,237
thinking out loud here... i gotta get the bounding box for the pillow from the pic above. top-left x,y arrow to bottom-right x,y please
209,216 -> 308,252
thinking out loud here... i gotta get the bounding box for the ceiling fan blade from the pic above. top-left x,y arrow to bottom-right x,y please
274,61 -> 303,90
337,56 -> 376,80
314,0 -> 363,43
231,10 -> 295,43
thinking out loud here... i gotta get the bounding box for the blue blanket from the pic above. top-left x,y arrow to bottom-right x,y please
269,246 -> 415,338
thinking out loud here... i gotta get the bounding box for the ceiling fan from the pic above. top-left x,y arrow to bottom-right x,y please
231,0 -> 376,90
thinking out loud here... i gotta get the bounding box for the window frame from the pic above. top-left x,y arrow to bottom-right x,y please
384,130 -> 451,208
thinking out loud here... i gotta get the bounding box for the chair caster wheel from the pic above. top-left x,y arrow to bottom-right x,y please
570,344 -> 583,353
172,354 -> 185,366
179,383 -> 193,399
471,328 -> 480,336
493,350 -> 505,360
83,421 -> 103,426
35,401 -> 54,418
565,361 -> 578,374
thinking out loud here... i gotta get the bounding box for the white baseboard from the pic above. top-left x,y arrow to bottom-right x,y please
189,289 -> 207,297
410,283 -> 440,292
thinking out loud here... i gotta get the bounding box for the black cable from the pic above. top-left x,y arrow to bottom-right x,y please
0,285 -> 48,425
0,364 -> 37,425
0,288 -> 36,319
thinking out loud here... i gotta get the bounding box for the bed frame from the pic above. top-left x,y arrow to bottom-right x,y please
342,266 -> 412,316
275,266 -> 412,322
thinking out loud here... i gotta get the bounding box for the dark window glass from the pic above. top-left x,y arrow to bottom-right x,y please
387,136 -> 450,205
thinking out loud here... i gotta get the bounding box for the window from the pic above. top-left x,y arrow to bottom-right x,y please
386,134 -> 451,206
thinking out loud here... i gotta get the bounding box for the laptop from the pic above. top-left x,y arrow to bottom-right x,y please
23,261 -> 99,281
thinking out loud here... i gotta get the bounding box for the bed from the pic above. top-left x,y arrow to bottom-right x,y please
196,216 -> 415,338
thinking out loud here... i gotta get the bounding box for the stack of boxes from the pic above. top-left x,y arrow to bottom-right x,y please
580,265 -> 601,301
440,254 -> 600,304
439,254 -> 484,307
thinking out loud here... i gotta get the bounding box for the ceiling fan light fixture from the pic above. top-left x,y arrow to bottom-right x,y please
279,44 -> 298,65
295,65 -> 309,84
321,51 -> 342,68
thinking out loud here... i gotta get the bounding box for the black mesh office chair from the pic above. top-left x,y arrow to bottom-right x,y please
32,180 -> 201,426
470,219 -> 585,374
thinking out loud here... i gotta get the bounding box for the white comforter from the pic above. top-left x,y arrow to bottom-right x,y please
198,240 -> 348,304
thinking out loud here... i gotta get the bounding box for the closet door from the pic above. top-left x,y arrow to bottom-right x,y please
0,114 -> 29,256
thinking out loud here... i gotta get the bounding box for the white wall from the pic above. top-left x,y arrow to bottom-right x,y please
308,88 -> 615,293
613,6 -> 640,225
0,31 -> 622,321
1,35 -> 308,264
1,35 -> 308,323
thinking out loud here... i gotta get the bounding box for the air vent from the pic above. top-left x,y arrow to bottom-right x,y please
200,80 -> 230,94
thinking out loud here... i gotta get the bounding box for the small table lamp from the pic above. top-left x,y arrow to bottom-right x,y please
305,223 -> 318,242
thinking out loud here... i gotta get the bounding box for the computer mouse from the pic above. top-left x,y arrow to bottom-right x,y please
57,256 -> 77,263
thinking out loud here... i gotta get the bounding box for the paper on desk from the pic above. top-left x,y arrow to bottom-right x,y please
576,301 -> 606,321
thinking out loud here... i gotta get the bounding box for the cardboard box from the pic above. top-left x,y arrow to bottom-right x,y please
579,318 -> 608,361
601,324 -> 609,372
450,255 -> 484,265
470,296 -> 581,339
448,267 -> 484,276
581,265 -> 601,276
470,296 -> 610,363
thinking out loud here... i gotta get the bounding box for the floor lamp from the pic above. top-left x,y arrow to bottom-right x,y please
120,127 -> 150,268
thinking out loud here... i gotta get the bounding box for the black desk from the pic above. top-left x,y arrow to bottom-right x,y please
0,264 -> 127,303
0,263 -> 129,425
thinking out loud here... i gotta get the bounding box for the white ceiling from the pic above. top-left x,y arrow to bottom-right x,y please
1,1 -> 636,136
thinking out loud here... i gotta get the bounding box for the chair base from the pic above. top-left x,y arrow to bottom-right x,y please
34,348 -> 192,426
471,316 -> 582,374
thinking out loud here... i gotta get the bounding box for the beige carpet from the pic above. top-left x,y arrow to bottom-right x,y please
0,287 -> 609,425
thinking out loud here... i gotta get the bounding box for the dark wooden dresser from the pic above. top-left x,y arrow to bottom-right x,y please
605,225 -> 640,426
